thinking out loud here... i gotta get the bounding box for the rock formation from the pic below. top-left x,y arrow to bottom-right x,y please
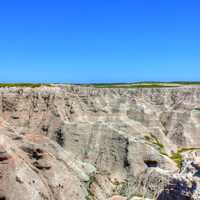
1,85 -> 200,199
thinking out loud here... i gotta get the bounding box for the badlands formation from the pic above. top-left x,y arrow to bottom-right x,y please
1,85 -> 200,199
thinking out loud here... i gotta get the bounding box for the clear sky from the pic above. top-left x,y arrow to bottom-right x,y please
0,0 -> 200,83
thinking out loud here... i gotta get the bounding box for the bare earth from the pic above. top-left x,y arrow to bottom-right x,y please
1,85 -> 200,199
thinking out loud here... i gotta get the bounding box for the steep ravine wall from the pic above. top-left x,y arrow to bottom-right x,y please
1,85 -> 200,199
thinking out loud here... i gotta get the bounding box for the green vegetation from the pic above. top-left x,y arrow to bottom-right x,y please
144,134 -> 167,156
170,81 -> 200,85
119,181 -> 128,196
176,147 -> 200,153
170,148 -> 200,169
85,175 -> 96,200
0,83 -> 51,88
194,107 -> 200,111
112,179 -> 128,196
2,81 -> 200,88
79,81 -> 200,89
81,82 -> 181,89
170,151 -> 183,169
144,134 -> 200,169
39,192 -> 49,200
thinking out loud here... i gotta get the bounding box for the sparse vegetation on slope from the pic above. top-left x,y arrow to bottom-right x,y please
194,107 -> 200,111
170,151 -> 183,169
169,148 -> 200,169
144,134 -> 167,155
144,134 -> 200,169
0,83 -> 51,88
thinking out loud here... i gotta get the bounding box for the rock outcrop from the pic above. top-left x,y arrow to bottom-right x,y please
1,85 -> 200,199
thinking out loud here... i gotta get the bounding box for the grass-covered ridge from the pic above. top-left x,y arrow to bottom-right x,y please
79,81 -> 200,89
0,83 -> 51,88
1,81 -> 200,89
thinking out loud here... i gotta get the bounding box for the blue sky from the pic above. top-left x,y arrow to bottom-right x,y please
0,0 -> 200,83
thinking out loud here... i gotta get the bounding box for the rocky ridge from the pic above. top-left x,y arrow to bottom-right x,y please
0,85 -> 200,199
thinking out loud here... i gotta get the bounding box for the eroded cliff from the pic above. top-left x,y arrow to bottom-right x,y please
1,85 -> 200,199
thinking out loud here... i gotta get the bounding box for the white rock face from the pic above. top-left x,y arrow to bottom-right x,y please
1,85 -> 200,199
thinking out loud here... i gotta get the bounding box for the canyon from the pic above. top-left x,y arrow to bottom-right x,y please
0,85 -> 200,199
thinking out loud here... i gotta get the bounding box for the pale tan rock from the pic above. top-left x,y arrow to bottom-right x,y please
109,195 -> 127,200
0,85 -> 200,199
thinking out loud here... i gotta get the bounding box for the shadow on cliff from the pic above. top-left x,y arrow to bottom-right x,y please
157,179 -> 196,200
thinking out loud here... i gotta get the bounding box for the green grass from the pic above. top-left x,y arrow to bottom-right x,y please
81,83 -> 180,89
170,81 -> 200,85
177,147 -> 200,153
170,152 -> 183,169
111,179 -> 128,196
79,81 -> 200,89
170,148 -> 200,169
0,83 -> 51,88
1,81 -> 200,89
144,134 -> 167,155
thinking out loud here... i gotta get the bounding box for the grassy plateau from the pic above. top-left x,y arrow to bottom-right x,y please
79,82 -> 200,89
